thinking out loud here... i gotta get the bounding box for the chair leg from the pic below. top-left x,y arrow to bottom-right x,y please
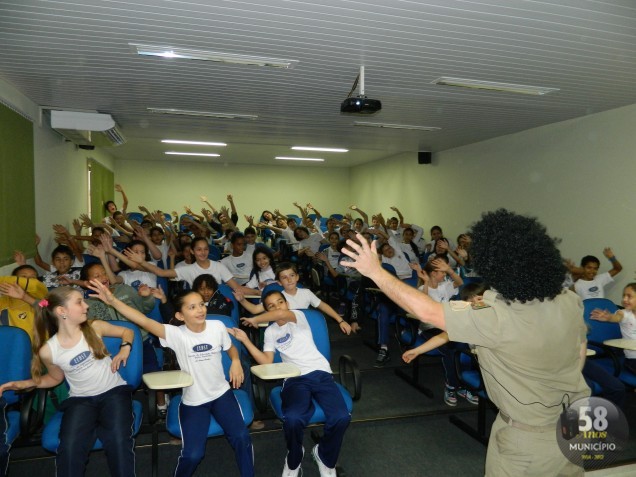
393,358 -> 434,398
448,397 -> 490,446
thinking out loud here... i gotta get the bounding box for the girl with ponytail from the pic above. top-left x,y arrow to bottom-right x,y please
0,286 -> 137,477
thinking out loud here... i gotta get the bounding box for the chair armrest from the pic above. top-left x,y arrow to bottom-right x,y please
338,355 -> 362,401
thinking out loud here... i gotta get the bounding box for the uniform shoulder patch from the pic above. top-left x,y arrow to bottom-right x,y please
449,301 -> 472,311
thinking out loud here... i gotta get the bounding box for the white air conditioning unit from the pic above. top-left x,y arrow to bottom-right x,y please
50,110 -> 126,147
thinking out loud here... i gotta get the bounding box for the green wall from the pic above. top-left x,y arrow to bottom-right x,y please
115,159 -> 351,228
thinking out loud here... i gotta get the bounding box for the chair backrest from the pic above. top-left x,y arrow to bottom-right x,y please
302,309 -> 331,362
208,245 -> 222,261
218,284 -> 240,325
127,212 -> 144,224
0,327 -> 31,405
330,214 -> 344,221
583,298 -> 621,343
102,321 -> 143,389
206,314 -> 244,380
381,263 -> 397,276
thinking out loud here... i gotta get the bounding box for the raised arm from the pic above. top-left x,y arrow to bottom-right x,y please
307,203 -> 322,220
115,184 -> 128,215
33,234 -> 52,271
341,233 -> 446,330
87,279 -> 166,339
349,205 -> 369,224
389,206 -> 405,226
125,250 -> 177,279
603,247 -> 623,277
432,258 -> 463,288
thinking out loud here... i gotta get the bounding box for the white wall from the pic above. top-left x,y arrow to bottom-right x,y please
114,159 -> 351,228
351,103 -> 636,302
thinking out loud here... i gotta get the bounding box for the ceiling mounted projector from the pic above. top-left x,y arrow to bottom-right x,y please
341,66 -> 382,114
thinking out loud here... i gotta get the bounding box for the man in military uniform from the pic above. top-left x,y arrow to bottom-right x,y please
342,209 -> 590,476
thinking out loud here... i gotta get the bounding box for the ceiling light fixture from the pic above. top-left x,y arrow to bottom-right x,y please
162,139 -> 227,146
431,77 -> 559,95
130,43 -> 298,69
148,108 -> 258,120
291,146 -> 348,153
165,151 -> 220,157
353,121 -> 441,131
275,156 -> 324,162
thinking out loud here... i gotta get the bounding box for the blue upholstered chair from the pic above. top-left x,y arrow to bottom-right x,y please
583,298 -> 636,388
268,309 -> 361,426
41,321 -> 144,453
0,326 -> 32,450
448,348 -> 492,446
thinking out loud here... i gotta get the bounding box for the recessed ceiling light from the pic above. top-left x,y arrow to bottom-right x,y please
431,77 -> 559,95
148,108 -> 258,120
291,146 -> 348,153
275,156 -> 324,162
130,43 -> 298,69
353,122 -> 441,131
165,151 -> 220,157
162,139 -> 227,146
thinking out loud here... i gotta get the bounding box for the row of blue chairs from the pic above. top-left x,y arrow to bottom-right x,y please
2,308 -> 360,475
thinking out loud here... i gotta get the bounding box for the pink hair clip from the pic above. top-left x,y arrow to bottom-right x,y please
38,299 -> 49,308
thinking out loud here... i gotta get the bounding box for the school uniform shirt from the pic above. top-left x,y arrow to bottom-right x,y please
48,333 -> 126,397
0,276 -> 47,340
117,269 -> 157,290
419,280 -> 458,303
324,247 -> 341,269
299,233 -> 323,254
160,321 -> 232,406
574,272 -> 613,300
619,310 -> 636,359
283,288 -> 321,310
263,309 -> 331,376
42,267 -> 82,289
382,236 -> 413,280
221,252 -> 253,285
175,261 -> 234,287
245,267 -> 276,290
281,227 -> 300,251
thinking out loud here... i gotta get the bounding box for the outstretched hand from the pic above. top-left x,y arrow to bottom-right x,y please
340,233 -> 383,279
86,279 -> 115,305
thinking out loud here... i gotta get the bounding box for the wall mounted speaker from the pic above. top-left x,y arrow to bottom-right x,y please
418,151 -> 432,164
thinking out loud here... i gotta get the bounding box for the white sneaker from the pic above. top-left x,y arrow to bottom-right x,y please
282,448 -> 303,477
311,445 -> 336,477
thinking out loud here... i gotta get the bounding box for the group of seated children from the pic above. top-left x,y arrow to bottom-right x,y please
2,188 -> 634,476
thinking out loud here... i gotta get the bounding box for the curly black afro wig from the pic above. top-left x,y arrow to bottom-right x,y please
469,209 -> 565,303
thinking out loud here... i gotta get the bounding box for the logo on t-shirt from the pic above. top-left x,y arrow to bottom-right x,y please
276,333 -> 291,344
70,351 -> 91,366
131,280 -> 141,290
192,343 -> 214,353
588,286 -> 599,293
236,263 -> 246,269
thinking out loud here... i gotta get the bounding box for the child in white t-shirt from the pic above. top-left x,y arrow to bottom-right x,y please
569,248 -> 623,300
232,290 -> 351,477
87,281 -> 254,477
591,282 -> 636,374
235,263 -> 352,336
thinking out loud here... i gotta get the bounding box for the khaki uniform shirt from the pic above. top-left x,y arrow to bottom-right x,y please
444,289 -> 590,427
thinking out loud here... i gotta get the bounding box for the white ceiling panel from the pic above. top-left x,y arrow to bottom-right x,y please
0,0 -> 635,167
